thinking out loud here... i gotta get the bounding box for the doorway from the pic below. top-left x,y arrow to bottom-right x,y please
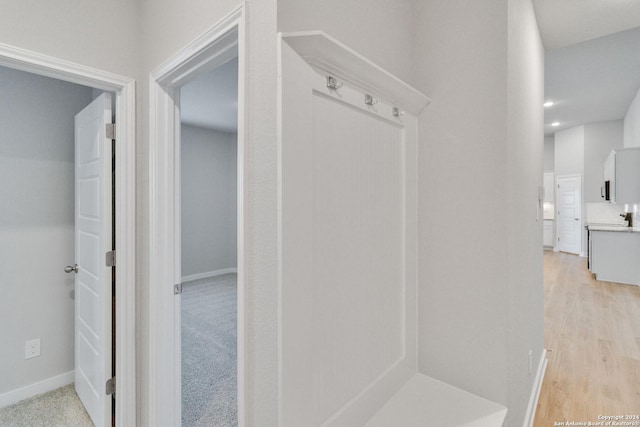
0,44 -> 135,426
556,174 -> 582,254
148,7 -> 245,425
179,57 -> 239,426
0,67 -> 115,427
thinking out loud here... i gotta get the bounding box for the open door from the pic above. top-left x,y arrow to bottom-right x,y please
73,93 -> 113,427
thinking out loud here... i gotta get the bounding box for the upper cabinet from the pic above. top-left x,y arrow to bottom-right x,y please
603,147 -> 640,204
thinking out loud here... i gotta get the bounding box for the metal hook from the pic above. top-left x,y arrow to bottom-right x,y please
365,94 -> 378,106
326,75 -> 343,90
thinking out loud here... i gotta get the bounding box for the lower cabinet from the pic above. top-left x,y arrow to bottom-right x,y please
590,231 -> 640,285
543,220 -> 554,248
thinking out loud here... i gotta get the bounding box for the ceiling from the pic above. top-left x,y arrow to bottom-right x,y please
543,26 -> 640,136
532,0 -> 640,136
533,0 -> 640,51
180,56 -> 238,133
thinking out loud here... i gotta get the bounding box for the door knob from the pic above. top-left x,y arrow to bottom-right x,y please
64,264 -> 78,274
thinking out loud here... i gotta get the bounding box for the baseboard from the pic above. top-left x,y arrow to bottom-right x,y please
522,349 -> 548,427
0,370 -> 74,409
181,268 -> 237,283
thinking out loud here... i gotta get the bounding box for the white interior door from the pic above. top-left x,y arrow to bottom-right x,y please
74,93 -> 113,427
556,175 -> 582,254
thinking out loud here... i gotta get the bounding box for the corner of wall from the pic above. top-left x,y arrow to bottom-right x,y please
624,87 -> 640,148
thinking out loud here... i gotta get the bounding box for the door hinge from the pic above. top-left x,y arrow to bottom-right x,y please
106,123 -> 116,140
106,250 -> 116,267
174,283 -> 182,295
106,377 -> 115,396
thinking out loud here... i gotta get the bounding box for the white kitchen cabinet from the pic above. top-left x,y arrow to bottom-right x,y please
603,148 -> 640,204
543,172 -> 554,203
603,150 -> 616,202
590,230 -> 640,285
543,220 -> 554,248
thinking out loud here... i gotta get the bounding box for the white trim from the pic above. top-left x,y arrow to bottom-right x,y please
0,43 -> 136,427
0,42 -> 132,90
0,371 -> 75,409
280,31 -> 430,115
181,268 -> 238,283
523,349 -> 548,427
148,5 -> 246,426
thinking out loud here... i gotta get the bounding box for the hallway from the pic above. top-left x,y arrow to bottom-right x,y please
534,251 -> 640,425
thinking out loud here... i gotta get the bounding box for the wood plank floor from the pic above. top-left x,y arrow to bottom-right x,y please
533,251 -> 640,426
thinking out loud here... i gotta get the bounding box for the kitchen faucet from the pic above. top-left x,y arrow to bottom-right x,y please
620,212 -> 633,227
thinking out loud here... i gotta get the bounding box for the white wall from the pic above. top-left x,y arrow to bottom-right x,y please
0,0 -> 140,78
0,66 -> 93,396
506,0 -> 545,423
181,125 -> 237,279
414,0 -> 509,407
554,125 -> 585,176
544,135 -> 555,171
624,87 -> 640,147
414,1 -> 545,425
277,0 -> 414,84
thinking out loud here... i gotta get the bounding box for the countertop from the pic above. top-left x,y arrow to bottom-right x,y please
587,223 -> 640,233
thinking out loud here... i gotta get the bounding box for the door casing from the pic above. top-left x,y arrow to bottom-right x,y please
148,5 -> 246,426
0,43 -> 136,426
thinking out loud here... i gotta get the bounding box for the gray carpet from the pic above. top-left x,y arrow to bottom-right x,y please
0,384 -> 93,427
182,273 -> 237,427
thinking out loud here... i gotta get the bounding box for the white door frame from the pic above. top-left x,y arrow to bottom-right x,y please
148,5 -> 246,426
0,44 -> 136,425
555,173 -> 583,255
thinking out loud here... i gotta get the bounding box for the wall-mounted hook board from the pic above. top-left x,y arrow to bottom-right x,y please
280,31 -> 431,116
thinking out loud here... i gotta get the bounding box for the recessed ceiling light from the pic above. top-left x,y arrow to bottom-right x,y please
551,122 -> 560,127
543,101 -> 554,108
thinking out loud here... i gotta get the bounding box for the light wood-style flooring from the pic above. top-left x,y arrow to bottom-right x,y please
534,251 -> 640,426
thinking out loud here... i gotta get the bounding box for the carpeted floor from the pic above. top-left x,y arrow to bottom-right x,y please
0,384 -> 93,427
181,273 -> 237,427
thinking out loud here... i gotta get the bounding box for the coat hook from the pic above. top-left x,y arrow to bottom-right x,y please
326,75 -> 343,90
365,94 -> 378,106
392,107 -> 404,118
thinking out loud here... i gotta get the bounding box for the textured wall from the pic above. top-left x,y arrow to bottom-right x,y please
181,125 -> 237,279
278,0 -> 414,84
624,88 -> 640,147
0,66 -> 93,396
414,0 -> 510,405
506,0 -> 545,423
